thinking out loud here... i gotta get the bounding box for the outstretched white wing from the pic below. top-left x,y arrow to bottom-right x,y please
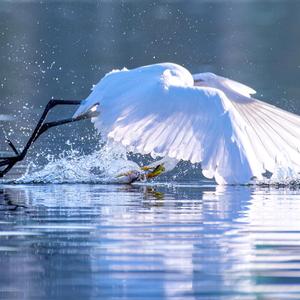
220,76 -> 256,98
75,63 -> 300,184
228,98 -> 300,178
193,72 -> 256,98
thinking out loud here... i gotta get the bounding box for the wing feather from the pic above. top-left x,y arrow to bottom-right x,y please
230,99 -> 300,175
221,76 -> 256,97
75,63 -> 300,184
96,83 -> 255,184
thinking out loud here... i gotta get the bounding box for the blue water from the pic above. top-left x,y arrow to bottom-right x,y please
1,1 -> 300,299
0,183 -> 299,299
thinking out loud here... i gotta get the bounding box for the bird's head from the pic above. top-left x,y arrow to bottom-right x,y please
193,72 -> 217,86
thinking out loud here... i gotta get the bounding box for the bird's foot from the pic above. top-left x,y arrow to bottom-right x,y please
140,164 -> 165,179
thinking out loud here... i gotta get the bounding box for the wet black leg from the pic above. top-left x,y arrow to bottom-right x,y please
0,99 -> 96,177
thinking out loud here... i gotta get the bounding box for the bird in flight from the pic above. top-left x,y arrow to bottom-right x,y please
1,63 -> 300,184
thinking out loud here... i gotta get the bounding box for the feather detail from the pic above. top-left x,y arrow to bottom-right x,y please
75,63 -> 300,184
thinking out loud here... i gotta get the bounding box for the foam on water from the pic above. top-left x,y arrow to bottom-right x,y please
255,165 -> 300,187
12,141 -> 140,184
1,139 -> 300,186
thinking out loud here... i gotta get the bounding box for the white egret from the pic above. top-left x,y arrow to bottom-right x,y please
1,63 -> 299,184
73,63 -> 300,184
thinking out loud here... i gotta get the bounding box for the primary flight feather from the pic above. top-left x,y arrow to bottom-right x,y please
74,63 -> 300,184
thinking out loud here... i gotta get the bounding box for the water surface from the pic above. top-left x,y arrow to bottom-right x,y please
0,183 -> 300,299
1,1 -> 300,299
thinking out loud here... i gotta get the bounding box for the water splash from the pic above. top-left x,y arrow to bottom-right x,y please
255,164 -> 300,187
13,141 -> 140,184
2,139 -> 300,186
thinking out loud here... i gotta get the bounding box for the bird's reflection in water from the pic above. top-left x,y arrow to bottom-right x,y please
0,188 -> 27,211
0,183 -> 299,299
142,187 -> 165,201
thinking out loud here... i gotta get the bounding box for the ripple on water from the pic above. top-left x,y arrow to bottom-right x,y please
0,184 -> 299,299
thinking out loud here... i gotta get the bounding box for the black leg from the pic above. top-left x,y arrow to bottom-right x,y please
0,99 -> 97,177
32,109 -> 97,143
21,99 -> 83,158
